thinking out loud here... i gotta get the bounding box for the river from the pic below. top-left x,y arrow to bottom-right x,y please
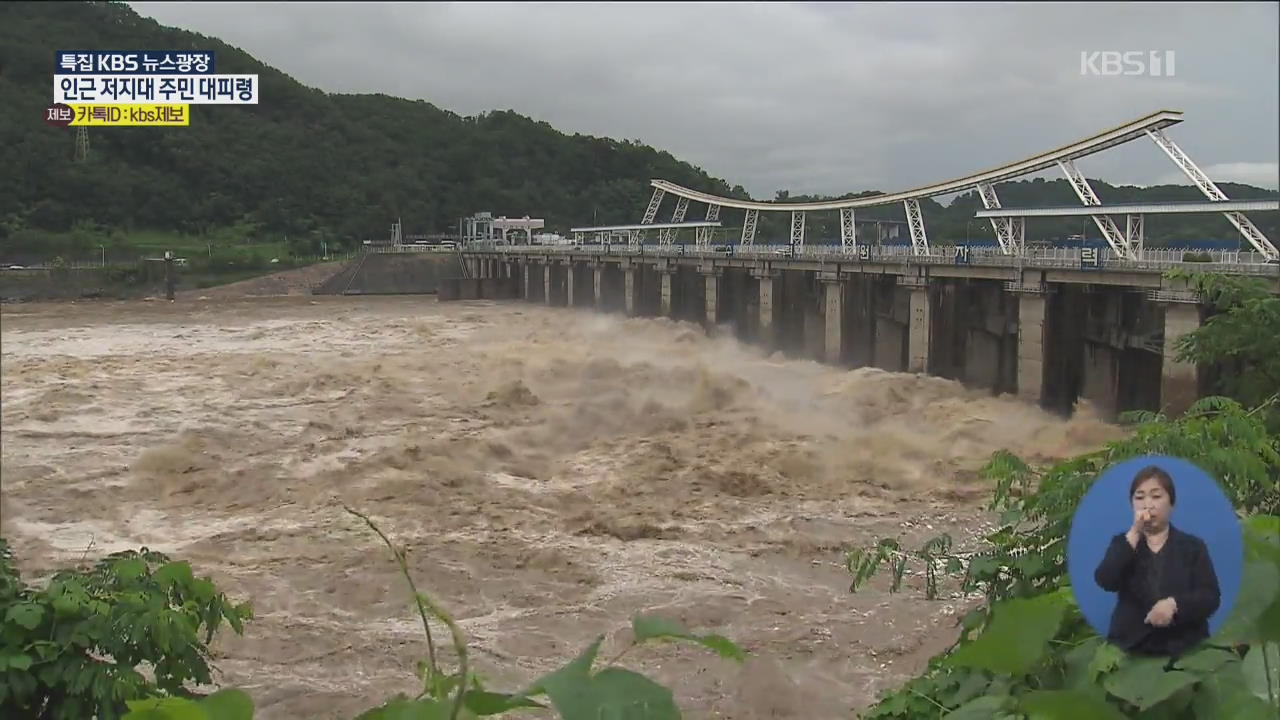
0,295 -> 1121,718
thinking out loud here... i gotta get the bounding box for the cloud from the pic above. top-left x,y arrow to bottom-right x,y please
129,1 -> 1278,200
1155,162 -> 1280,190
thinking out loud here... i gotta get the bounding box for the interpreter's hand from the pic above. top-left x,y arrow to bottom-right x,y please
1145,597 -> 1177,627
1126,507 -> 1150,548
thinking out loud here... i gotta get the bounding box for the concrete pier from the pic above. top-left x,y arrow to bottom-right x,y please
754,270 -> 777,352
1160,302 -> 1201,416
822,275 -> 843,365
1016,293 -> 1047,404
907,285 -> 930,374
624,266 -> 637,316
451,248 -> 1279,418
660,270 -> 673,317
703,271 -> 719,328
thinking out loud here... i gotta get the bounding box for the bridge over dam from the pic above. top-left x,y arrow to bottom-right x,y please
448,109 -> 1278,418
452,244 -> 1279,420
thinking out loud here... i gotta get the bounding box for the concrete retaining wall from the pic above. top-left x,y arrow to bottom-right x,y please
0,267 -> 163,302
313,253 -> 462,295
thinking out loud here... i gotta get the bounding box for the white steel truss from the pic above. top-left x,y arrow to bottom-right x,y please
790,211 -> 806,250
1057,159 -> 1135,260
696,204 -> 721,247
632,187 -> 665,246
1146,128 -> 1278,261
903,199 -> 929,255
657,196 -> 688,245
672,196 -> 690,223
658,196 -> 690,244
976,182 -> 1026,256
641,187 -> 665,224
839,208 -> 856,252
1125,215 -> 1144,255
740,209 -> 759,246
645,111 -> 1184,212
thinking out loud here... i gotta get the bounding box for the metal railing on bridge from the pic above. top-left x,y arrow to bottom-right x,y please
363,244 -> 460,254
455,242 -> 1278,276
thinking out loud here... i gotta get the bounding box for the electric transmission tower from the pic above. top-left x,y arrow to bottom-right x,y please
75,127 -> 89,162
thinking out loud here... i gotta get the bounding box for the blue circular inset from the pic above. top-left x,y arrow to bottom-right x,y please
1066,455 -> 1243,646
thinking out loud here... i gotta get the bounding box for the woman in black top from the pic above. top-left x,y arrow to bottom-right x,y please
1093,465 -> 1221,657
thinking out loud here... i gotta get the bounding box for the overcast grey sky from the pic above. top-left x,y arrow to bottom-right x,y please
129,1 -> 1279,199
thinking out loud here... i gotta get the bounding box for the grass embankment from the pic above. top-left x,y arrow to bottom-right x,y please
1,228 -> 357,300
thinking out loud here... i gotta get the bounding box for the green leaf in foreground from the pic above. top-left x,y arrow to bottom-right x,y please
1241,642 -> 1280,704
631,614 -> 747,662
353,696 -> 456,720
0,653 -> 33,671
199,688 -> 255,720
123,697 -> 208,720
123,710 -> 197,720
1018,689 -> 1128,720
1192,659 -> 1278,720
1173,646 -> 1238,674
945,592 -> 1067,675
6,602 -> 43,630
523,635 -> 603,698
114,557 -> 148,581
154,561 -> 196,588
542,667 -> 680,720
1102,657 -> 1199,711
1085,641 -> 1126,683
937,671 -> 990,707
942,694 -> 1009,719
462,689 -> 546,715
1212,556 -> 1280,646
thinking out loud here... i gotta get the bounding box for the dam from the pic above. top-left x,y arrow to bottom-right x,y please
451,244 -> 1279,419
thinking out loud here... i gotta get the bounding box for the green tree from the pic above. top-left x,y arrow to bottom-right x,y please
0,540 -> 252,720
1169,270 -> 1280,429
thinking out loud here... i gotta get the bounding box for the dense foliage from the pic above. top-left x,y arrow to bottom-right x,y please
849,400 -> 1278,719
1169,270 -> 1280,431
2,1 -> 1276,261
847,272 -> 1280,718
0,540 -> 252,719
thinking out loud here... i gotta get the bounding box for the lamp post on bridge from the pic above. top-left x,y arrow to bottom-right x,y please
966,218 -> 987,249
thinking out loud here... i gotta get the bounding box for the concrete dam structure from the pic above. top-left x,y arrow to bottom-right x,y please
313,252 -> 461,295
455,247 -> 1279,419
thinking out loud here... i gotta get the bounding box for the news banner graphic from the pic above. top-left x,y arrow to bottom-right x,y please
45,50 -> 258,128
44,104 -> 190,127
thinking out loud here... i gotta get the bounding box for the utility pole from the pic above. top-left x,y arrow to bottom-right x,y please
163,251 -> 175,301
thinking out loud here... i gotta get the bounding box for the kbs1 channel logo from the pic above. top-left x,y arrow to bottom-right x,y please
43,50 -> 259,128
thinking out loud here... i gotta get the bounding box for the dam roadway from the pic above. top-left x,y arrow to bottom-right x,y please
451,244 -> 1280,420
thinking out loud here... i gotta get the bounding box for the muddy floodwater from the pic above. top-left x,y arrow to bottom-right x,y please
0,296 -> 1122,718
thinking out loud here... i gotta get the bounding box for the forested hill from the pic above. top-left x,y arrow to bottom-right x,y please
0,1 -> 747,254
1,1 -> 1276,260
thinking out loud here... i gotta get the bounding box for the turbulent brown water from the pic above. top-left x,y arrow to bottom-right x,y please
0,295 -> 1123,719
